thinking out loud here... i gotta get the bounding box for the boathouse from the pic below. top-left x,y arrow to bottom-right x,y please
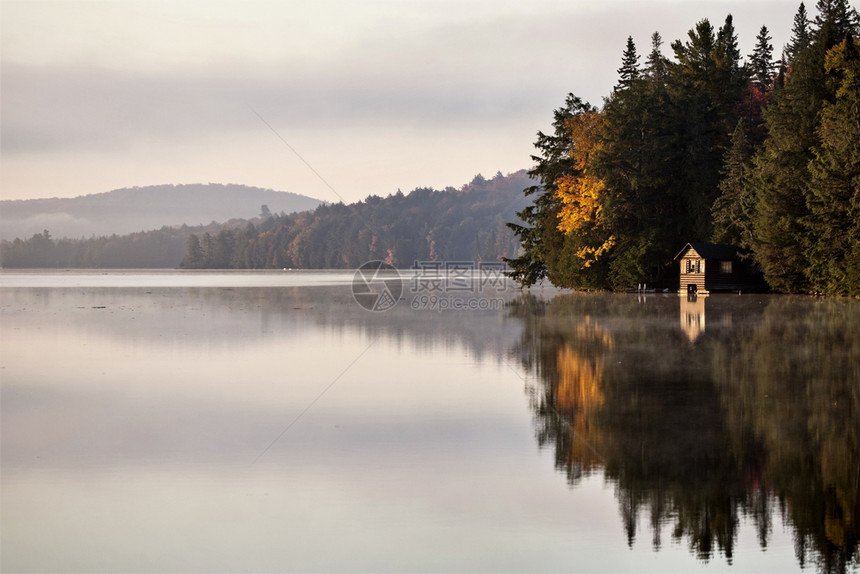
674,242 -> 763,294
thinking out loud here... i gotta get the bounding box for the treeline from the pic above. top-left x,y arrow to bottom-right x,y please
181,171 -> 529,269
507,1 -> 859,295
0,223 -> 225,268
1,171 -> 530,269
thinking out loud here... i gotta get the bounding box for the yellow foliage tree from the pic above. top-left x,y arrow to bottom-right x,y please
556,111 -> 615,267
554,317 -> 613,470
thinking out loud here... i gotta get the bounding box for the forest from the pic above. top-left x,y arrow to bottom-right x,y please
506,1 -> 859,295
0,171 -> 531,269
3,3 -> 857,295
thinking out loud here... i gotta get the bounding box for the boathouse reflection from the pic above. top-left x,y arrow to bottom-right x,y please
680,293 -> 706,342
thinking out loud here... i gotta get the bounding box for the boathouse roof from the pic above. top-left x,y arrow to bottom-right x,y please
674,242 -> 747,262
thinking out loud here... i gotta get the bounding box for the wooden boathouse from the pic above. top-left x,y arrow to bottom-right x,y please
674,242 -> 764,294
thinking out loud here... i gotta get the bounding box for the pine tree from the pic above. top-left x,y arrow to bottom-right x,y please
501,8 -> 859,294
716,15 -> 743,76
201,232 -> 214,268
617,36 -> 640,91
786,3 -> 811,64
667,17 -> 746,241
775,53 -> 788,90
803,37 -> 860,294
645,32 -> 668,83
712,120 -> 756,248
751,77 -> 819,289
597,34 -> 680,288
714,15 -> 749,132
741,26 -> 776,146
181,233 -> 204,269
814,0 -> 860,46
750,2 -> 859,292
212,229 -> 235,268
749,25 -> 775,91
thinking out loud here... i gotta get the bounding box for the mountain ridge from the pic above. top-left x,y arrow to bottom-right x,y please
0,183 -> 324,240
0,170 -> 532,269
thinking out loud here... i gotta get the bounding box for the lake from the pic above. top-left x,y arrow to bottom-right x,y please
1,270 -> 858,573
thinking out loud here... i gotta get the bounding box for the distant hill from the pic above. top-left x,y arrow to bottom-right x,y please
178,170 -> 534,269
1,170 -> 533,269
0,183 -> 323,240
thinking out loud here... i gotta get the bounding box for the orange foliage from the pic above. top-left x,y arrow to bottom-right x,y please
556,346 -> 605,413
555,317 -> 613,413
554,317 -> 613,470
565,110 -> 604,172
555,111 -> 614,266
556,173 -> 605,234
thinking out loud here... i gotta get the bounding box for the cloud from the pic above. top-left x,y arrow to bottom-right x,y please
2,61 -> 539,153
1,0 -> 796,200
1,6 -> 637,156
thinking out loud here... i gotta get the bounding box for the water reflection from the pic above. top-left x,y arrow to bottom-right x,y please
1,281 -> 543,573
0,284 -> 519,360
3,276 -> 858,572
509,293 -> 860,573
680,293 -> 706,342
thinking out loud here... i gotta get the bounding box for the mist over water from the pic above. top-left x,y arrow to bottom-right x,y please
1,271 -> 857,573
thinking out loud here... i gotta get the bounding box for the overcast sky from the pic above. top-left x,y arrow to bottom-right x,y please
1,0 -> 797,204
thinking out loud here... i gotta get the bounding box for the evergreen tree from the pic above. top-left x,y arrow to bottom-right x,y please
499,8 -> 858,294
750,2 -> 859,292
803,37 -> 860,294
712,120 -> 756,248
667,17 -> 746,241
742,26 -> 776,146
645,32 -> 668,83
775,53 -> 788,90
598,34 -> 680,288
749,25 -> 775,91
617,36 -> 640,91
716,15 -> 743,78
201,232 -> 214,267
786,3 -> 811,64
813,0 -> 860,45
212,229 -> 235,268
181,234 -> 204,268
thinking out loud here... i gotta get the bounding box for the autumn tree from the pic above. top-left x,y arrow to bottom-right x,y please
505,95 -> 594,287
554,110 -> 615,287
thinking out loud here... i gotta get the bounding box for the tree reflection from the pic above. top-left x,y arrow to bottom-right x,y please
510,293 -> 860,573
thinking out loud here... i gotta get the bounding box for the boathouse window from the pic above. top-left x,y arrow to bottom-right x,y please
686,259 -> 701,274
720,261 -> 732,274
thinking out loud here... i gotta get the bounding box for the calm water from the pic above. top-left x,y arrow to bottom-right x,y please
1,270 -> 858,573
